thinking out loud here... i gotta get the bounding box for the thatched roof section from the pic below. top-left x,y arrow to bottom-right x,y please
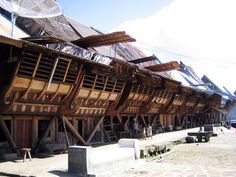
17,15 -> 78,41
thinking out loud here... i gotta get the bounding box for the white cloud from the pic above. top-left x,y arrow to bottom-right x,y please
114,0 -> 236,93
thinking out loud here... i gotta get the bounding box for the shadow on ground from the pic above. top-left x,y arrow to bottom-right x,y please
49,170 -> 77,177
0,172 -> 35,177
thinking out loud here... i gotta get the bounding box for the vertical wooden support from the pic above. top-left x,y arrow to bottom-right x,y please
34,116 -> 57,153
62,116 -> 86,145
86,116 -> 105,144
117,114 -> 125,130
181,116 -> 186,128
0,117 -> 19,155
61,116 -> 70,147
190,116 -> 193,128
151,114 -> 158,127
185,116 -> 188,129
177,115 -> 181,127
32,117 -> 38,149
140,114 -> 147,128
51,118 -> 56,143
110,116 -> 113,129
72,118 -> 78,145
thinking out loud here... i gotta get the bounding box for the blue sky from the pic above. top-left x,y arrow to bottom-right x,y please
57,0 -> 173,32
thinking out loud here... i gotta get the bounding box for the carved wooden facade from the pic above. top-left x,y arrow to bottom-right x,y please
0,35 -> 226,154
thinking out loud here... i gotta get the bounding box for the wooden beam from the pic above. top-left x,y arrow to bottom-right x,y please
129,56 -> 157,64
34,116 -> 57,153
62,116 -> 87,145
144,61 -> 181,72
86,116 -> 105,144
0,117 -> 19,155
72,31 -> 136,48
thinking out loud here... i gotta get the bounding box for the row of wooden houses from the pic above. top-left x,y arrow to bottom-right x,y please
0,9 -> 234,155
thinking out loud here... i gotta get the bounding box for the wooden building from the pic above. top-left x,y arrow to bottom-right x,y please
0,12 -> 230,156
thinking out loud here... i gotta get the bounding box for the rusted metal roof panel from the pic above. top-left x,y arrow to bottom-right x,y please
17,15 -> 78,41
66,17 -> 127,60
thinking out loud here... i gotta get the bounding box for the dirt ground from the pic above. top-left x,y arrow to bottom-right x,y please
0,128 -> 236,177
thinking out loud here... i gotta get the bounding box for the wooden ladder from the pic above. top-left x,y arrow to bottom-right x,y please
103,119 -> 118,142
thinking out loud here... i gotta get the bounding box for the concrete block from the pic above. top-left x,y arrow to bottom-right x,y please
204,124 -> 214,132
118,138 -> 140,159
68,146 -> 94,176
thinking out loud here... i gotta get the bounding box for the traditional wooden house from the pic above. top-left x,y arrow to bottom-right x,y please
0,11 -> 227,156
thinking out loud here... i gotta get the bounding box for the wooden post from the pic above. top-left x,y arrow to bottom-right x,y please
32,117 -> 38,149
86,116 -> 105,144
140,114 -> 147,128
117,114 -> 124,130
62,116 -> 86,145
0,117 -> 19,155
151,114 -> 158,127
34,116 -> 56,153
181,116 -> 186,128
61,116 -> 70,147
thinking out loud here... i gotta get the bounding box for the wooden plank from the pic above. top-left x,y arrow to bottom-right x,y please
128,56 -> 158,64
0,117 -> 19,155
86,116 -> 105,143
62,116 -> 86,145
72,31 -> 136,48
145,61 -> 181,72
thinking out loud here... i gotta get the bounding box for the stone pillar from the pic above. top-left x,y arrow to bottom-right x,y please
68,146 -> 95,176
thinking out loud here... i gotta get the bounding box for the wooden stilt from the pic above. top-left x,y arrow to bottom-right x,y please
0,117 -> 19,155
86,116 -> 104,143
62,116 -> 86,145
